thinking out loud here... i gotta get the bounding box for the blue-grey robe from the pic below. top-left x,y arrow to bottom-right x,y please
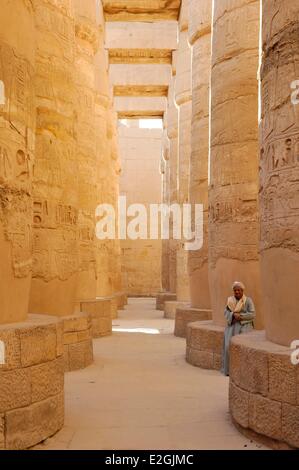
221,297 -> 255,376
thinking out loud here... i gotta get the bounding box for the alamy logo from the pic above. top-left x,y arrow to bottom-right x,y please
291,340 -> 299,366
0,340 -> 5,365
95,196 -> 203,251
291,80 -> 299,105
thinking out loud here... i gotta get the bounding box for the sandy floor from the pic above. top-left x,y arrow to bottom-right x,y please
36,298 -> 266,450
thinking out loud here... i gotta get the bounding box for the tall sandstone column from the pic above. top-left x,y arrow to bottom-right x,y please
161,127 -> 170,293
164,3 -> 192,320
93,8 -> 123,319
30,0 -> 79,317
168,54 -> 179,297
73,0 -> 98,304
174,0 -> 213,338
260,0 -> 299,346
188,0 -> 211,310
186,0 -> 262,367
230,3 -> 299,449
157,59 -> 178,311
0,0 -> 35,323
30,0 -> 93,372
173,0 -> 191,305
0,1 -> 64,449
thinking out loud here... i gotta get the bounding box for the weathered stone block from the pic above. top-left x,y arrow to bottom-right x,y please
20,325 -> 57,367
63,332 -> 78,345
63,314 -> 91,333
213,353 -> 222,370
0,329 -> 21,371
81,300 -> 111,319
5,392 -> 64,450
31,357 -> 64,403
248,393 -> 282,441
0,369 -> 31,413
0,414 -> 4,450
92,318 -> 112,337
77,330 -> 91,342
282,403 -> 299,448
186,348 -> 214,369
67,340 -> 93,372
230,336 -> 269,397
63,345 -> 70,372
188,322 -> 224,354
229,382 -> 249,429
56,321 -> 64,357
174,307 -> 212,338
268,352 -> 297,405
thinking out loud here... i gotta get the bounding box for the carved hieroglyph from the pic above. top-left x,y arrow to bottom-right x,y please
188,0 -> 212,310
29,0 -> 79,316
174,1 -> 191,302
0,0 -> 35,323
102,0 -> 181,22
73,0 -> 98,302
209,0 -> 262,327
260,0 -> 299,345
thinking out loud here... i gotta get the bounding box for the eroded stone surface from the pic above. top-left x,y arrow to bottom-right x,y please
0,315 -> 64,449
174,307 -> 212,338
0,0 -> 35,324
229,332 -> 299,449
63,313 -> 93,372
260,0 -> 299,346
188,0 -> 212,311
80,299 -> 113,337
186,321 -> 224,370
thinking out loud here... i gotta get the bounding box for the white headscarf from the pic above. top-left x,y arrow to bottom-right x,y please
232,281 -> 245,291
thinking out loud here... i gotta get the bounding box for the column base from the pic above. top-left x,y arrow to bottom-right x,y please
229,331 -> 299,449
186,321 -> 224,370
0,315 -> 64,450
164,301 -> 189,319
115,292 -> 127,310
156,292 -> 177,311
175,307 -> 212,338
80,299 -> 112,338
63,313 -> 93,372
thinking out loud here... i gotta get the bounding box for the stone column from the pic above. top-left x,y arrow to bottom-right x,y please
229,1 -> 299,449
0,0 -> 35,324
187,0 -> 261,368
161,127 -> 170,292
0,0 -> 64,450
168,56 -> 179,296
30,0 -> 93,371
188,0 -> 211,311
164,0 -> 191,320
73,0 -> 98,304
175,0 -> 213,338
107,104 -> 125,312
156,121 -> 178,311
30,0 -> 78,317
92,8 -> 123,321
73,1 -> 115,337
157,57 -> 178,311
260,0 -> 299,347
